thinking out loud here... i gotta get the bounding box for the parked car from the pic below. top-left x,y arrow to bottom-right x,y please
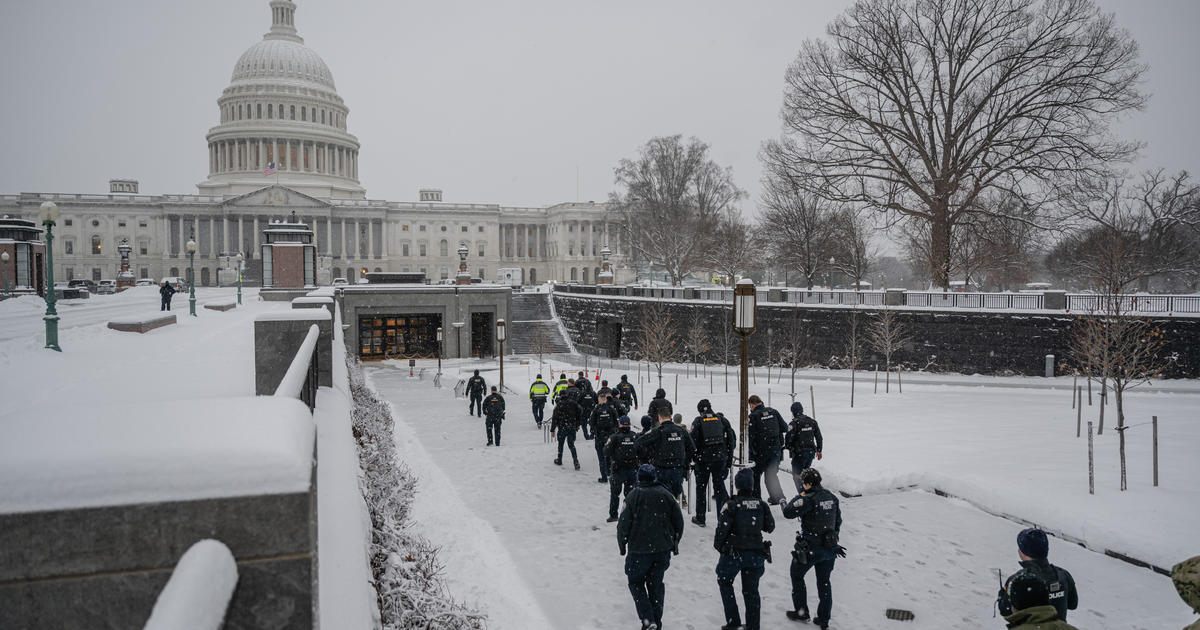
332,277 -> 348,287
135,278 -> 156,287
67,279 -> 97,293
160,277 -> 186,291
96,279 -> 117,294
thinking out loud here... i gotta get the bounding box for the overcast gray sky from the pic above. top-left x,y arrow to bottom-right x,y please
1,0 -> 1196,213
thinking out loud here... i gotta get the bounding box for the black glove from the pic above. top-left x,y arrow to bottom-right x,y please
672,541 -> 680,556
835,545 -> 847,559
619,544 -> 627,557
997,587 -> 1012,616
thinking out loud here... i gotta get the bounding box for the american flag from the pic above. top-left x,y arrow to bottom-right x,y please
262,161 -> 277,176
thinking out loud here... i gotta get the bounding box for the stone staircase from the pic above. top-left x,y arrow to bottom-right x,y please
508,293 -> 572,355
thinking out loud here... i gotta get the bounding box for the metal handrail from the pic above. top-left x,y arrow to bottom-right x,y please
275,324 -> 320,412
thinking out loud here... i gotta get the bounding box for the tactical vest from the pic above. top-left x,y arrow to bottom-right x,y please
655,425 -> 688,469
791,419 -> 816,450
613,433 -> 639,468
617,382 -> 634,399
725,496 -> 767,551
758,408 -> 784,451
594,406 -> 618,437
698,415 -> 727,462
801,487 -> 840,548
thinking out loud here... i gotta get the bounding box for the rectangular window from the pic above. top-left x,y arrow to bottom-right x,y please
139,220 -> 148,228
16,245 -> 30,287
402,244 -> 410,256
304,247 -> 315,286
461,226 -> 468,232
65,266 -> 74,281
118,220 -> 126,227
419,244 -> 427,256
64,219 -> 73,227
402,224 -> 409,231
64,240 -> 73,255
139,267 -> 148,279
92,268 -> 101,282
478,243 -> 485,257
139,241 -> 148,255
261,246 -> 273,287
419,225 -> 426,232
478,226 -> 484,232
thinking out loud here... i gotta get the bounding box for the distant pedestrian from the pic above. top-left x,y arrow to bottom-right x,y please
604,415 -> 639,523
589,391 -> 622,482
783,468 -> 844,629
714,468 -> 775,630
616,374 -> 639,410
578,378 -> 597,440
689,399 -> 736,527
481,386 -> 505,446
529,374 -> 551,427
551,390 -> 582,470
466,370 -> 487,417
784,402 -> 823,495
997,528 -> 1078,622
1001,573 -> 1079,630
159,280 -> 176,311
748,395 -> 788,504
552,373 -> 570,402
636,403 -> 695,500
618,464 -> 684,630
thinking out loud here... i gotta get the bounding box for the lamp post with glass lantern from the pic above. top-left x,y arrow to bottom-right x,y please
235,252 -> 244,305
732,278 -> 757,467
1,251 -> 9,298
186,234 -> 197,316
435,326 -> 443,377
496,319 -> 506,391
39,201 -> 61,351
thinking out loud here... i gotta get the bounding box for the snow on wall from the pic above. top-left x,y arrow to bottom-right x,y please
142,539 -> 237,630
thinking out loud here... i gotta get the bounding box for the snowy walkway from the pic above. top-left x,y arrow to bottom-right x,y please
367,363 -> 1194,630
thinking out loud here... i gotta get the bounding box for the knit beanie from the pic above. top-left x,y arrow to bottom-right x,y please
734,468 -> 754,491
637,463 -> 657,484
791,401 -> 805,416
1017,528 -> 1049,560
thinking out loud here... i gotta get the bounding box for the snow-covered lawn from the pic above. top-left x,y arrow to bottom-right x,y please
367,358 -> 1197,630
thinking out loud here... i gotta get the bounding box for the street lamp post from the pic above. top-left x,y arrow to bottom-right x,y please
496,319 -> 507,391
38,201 -> 61,351
1,251 -> 9,298
732,278 -> 757,469
435,326 -> 443,378
186,235 -> 197,316
235,252 -> 244,305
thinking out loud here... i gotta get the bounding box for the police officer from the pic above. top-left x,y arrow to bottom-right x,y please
618,464 -> 684,630
715,468 -> 775,630
784,402 -> 823,495
616,374 -> 639,410
636,404 -> 695,500
466,369 -> 487,417
589,390 -> 622,483
529,374 -> 551,427
552,373 -> 570,402
997,528 -> 1079,622
550,389 -> 582,470
481,386 -> 505,446
782,468 -> 843,629
603,415 -> 639,523
646,388 -> 670,421
577,378 -> 597,440
748,394 -> 788,504
689,399 -> 737,527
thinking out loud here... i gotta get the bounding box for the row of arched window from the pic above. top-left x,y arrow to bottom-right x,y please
221,101 -> 344,129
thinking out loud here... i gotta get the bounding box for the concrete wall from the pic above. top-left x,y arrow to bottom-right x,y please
0,486 -> 317,630
339,285 -> 512,359
254,311 -> 334,393
552,293 -> 1200,377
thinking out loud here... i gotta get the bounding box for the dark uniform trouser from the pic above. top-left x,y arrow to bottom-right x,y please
595,434 -> 613,480
752,452 -> 786,502
656,468 -> 684,499
626,551 -> 671,626
556,428 -> 578,460
485,415 -> 502,445
609,468 -> 636,518
579,407 -> 593,439
469,393 -> 483,416
531,399 -> 546,425
161,297 -> 171,311
791,548 -> 835,624
717,551 -> 766,630
791,451 -> 815,495
693,460 -> 730,523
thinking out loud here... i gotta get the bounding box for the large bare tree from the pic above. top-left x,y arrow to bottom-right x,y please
831,209 -> 876,290
634,301 -> 682,385
613,135 -> 745,286
704,211 -> 758,285
758,168 -> 839,289
869,307 -> 911,392
765,0 -> 1147,289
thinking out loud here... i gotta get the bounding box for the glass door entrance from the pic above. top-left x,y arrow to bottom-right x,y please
358,314 -> 442,359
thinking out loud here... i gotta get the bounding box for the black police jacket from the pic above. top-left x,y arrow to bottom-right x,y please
782,484 -> 842,549
714,491 -> 775,554
589,402 -> 621,441
785,414 -> 823,454
690,413 -> 736,464
617,480 -> 684,555
466,376 -> 486,395
605,430 -> 640,471
748,405 -> 787,462
636,422 -> 695,470
1004,559 -> 1079,621
550,399 -> 582,431
482,394 -> 505,418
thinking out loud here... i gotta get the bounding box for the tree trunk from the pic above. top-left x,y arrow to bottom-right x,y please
1116,385 -> 1127,491
930,205 -> 952,291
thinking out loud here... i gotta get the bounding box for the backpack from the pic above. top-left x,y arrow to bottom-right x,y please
758,408 -> 784,451
698,415 -> 727,461
617,381 -> 633,398
613,433 -> 639,467
657,425 -> 688,468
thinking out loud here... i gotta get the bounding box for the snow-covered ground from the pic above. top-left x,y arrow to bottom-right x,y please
367,357 -> 1197,630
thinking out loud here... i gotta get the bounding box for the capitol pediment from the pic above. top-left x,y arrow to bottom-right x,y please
223,185 -> 330,210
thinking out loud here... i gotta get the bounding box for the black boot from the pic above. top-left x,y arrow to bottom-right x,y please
573,458 -> 581,470
606,515 -> 618,523
554,457 -> 562,466
691,516 -> 705,527
785,609 -> 810,622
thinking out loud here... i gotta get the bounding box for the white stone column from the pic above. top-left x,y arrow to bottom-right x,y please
341,218 -> 347,259
381,219 -> 388,258
253,215 -> 260,252
285,139 -> 291,170
209,216 -> 216,257
238,216 -> 244,255
368,218 -> 375,259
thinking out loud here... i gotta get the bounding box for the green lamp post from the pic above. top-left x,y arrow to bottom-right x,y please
39,201 -> 61,351
235,252 -> 243,305
186,234 -> 197,316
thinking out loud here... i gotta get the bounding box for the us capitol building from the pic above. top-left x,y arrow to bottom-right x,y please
0,0 -> 630,287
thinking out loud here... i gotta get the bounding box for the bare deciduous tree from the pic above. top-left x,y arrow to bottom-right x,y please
868,308 -> 911,392
613,135 -> 745,286
831,209 -> 876,290
530,326 -> 552,369
766,0 -> 1147,289
845,309 -> 864,407
758,166 -> 839,288
704,211 -> 758,285
634,301 -> 681,386
778,309 -> 811,399
685,312 -> 712,375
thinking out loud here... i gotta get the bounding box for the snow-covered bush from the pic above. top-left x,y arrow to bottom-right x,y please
348,357 -> 486,630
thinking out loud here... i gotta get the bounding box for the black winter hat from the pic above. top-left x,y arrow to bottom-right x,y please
536,374 -> 542,379
640,415 -> 654,431
618,415 -> 631,425
1017,528 -> 1049,560
621,374 -> 629,380
734,468 -> 754,491
637,464 -> 658,483
655,388 -> 666,399
791,401 -> 805,416
1008,572 -> 1050,611
799,468 -> 822,487
474,369 -> 480,376
697,399 -> 712,413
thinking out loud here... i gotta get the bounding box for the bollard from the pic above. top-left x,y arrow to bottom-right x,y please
1152,416 -> 1159,487
674,373 -> 679,404
1045,354 -> 1054,378
1075,386 -> 1082,438
1072,373 -> 1078,409
874,365 -> 879,394
810,385 -> 816,420
1087,421 -> 1095,495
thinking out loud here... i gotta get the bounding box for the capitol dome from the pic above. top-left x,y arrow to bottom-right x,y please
199,0 -> 365,200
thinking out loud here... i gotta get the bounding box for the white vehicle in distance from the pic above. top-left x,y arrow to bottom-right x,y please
96,279 -> 117,294
332,277 -> 348,287
135,278 -> 156,287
